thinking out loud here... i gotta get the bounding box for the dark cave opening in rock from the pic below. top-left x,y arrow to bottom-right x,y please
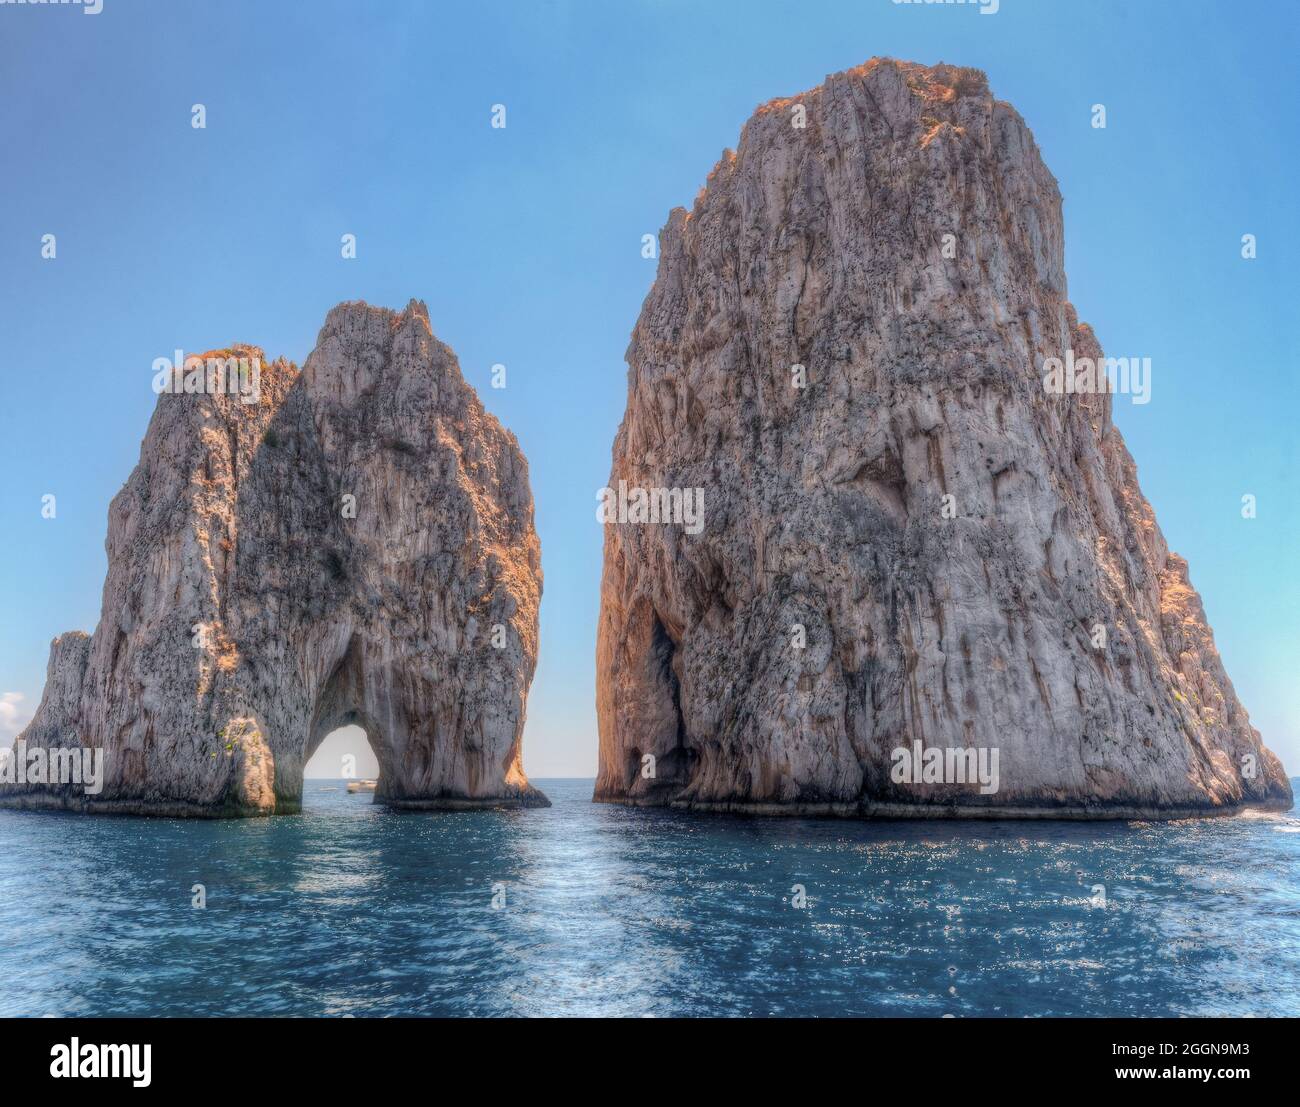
642,614 -> 697,797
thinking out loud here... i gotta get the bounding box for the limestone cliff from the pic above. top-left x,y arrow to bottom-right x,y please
595,59 -> 1292,817
3,299 -> 546,815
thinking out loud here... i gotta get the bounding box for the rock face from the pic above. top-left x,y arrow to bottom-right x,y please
3,299 -> 546,816
595,59 -> 1292,817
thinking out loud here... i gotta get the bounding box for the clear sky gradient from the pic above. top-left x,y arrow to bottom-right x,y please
1,0 -> 1296,778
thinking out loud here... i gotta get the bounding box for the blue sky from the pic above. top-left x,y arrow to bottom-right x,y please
1,0 -> 1296,778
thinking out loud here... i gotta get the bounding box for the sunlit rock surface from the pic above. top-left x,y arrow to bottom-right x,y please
595,59 -> 1291,818
3,299 -> 546,816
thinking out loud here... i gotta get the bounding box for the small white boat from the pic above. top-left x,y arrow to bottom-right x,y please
346,779 -> 378,794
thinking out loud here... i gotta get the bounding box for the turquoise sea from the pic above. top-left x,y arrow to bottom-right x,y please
1,778 -> 1297,1017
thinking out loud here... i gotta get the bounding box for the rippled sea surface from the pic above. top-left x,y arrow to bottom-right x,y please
1,777 -> 1298,1017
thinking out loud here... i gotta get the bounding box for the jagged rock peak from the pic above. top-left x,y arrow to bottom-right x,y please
3,299 -> 546,816
595,59 -> 1291,818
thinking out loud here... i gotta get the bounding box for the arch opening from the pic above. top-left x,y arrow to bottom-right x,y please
289,634 -> 394,811
302,724 -> 382,807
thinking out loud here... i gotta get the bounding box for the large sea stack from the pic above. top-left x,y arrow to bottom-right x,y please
595,59 -> 1291,817
3,299 -> 546,815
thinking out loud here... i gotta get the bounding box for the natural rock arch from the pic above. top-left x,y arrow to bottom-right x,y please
3,300 -> 547,816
